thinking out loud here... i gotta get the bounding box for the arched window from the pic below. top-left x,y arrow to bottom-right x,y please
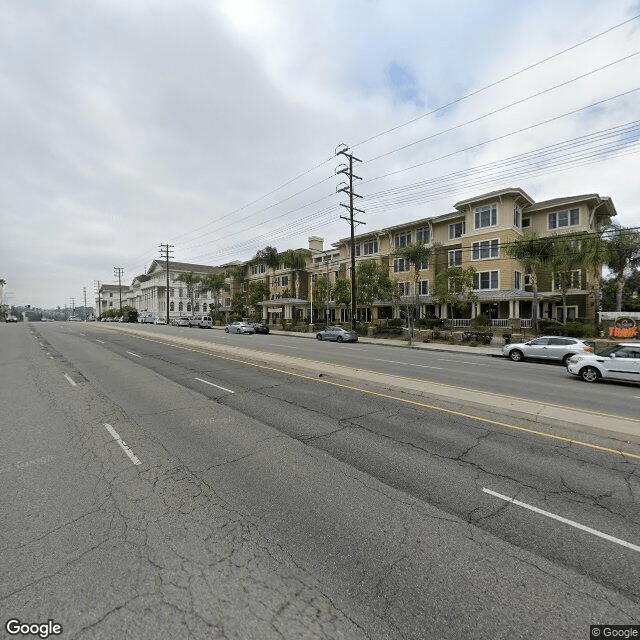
170,302 -> 174,311
178,302 -> 183,312
187,303 -> 191,312
195,303 -> 200,312
202,303 -> 207,312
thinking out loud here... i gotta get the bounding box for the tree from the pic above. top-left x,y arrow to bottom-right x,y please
253,246 -> 280,295
313,275 -> 331,323
549,233 -> 585,324
280,249 -> 310,299
394,242 -> 436,336
247,280 -> 269,316
176,271 -> 201,316
433,266 -> 477,315
333,277 -> 352,309
602,225 -> 640,312
230,291 -> 246,319
199,272 -> 229,321
357,259 -> 393,322
504,232 -> 554,332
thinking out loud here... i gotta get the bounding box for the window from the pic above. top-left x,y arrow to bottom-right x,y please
522,218 -> 531,228
398,281 -> 411,296
354,243 -> 361,257
394,231 -> 411,248
393,258 -> 411,273
513,206 -> 521,228
109,293 -> 113,298
109,301 -> 113,307
448,249 -> 462,266
472,239 -> 499,260
416,227 -> 430,244
363,239 -> 378,255
281,275 -> 289,286
548,208 -> 579,229
524,274 -> 532,286
514,271 -> 522,290
170,302 -> 174,311
169,288 -> 175,298
474,204 -> 497,229
179,302 -> 183,312
225,298 -> 231,307
195,303 -> 200,312
186,303 -> 191,312
474,270 -> 499,290
179,288 -> 183,298
553,270 -> 582,290
419,280 -> 429,295
202,303 -> 207,312
449,221 -> 465,239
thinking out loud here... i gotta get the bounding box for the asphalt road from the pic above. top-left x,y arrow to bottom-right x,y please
1,321 -> 639,639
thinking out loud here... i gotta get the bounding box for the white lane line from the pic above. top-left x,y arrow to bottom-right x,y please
265,343 -> 298,349
436,358 -> 485,365
483,488 -> 640,553
104,424 -> 142,466
63,374 -> 77,387
194,378 -> 235,394
375,358 -> 444,370
96,339 -> 105,344
126,351 -> 142,358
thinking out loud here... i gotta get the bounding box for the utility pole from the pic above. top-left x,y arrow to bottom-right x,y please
159,244 -> 174,324
70,298 -> 75,317
94,281 -> 102,320
114,267 -> 124,313
82,287 -> 87,320
336,144 -> 365,331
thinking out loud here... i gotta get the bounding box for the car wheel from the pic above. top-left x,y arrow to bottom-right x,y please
337,336 -> 343,343
225,328 -> 229,333
562,353 -> 573,365
580,366 -> 600,383
316,334 -> 323,340
509,349 -> 524,362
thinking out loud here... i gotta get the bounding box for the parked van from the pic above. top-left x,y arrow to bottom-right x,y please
138,312 -> 155,324
192,315 -> 213,329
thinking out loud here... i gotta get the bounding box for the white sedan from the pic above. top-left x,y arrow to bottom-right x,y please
225,322 -> 255,334
567,343 -> 640,383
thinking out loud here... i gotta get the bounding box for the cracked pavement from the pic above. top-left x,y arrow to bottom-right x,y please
1,323 -> 639,639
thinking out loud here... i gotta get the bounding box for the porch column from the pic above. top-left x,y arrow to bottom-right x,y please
509,300 -> 514,318
441,304 -> 448,319
514,300 -> 520,318
471,302 -> 477,319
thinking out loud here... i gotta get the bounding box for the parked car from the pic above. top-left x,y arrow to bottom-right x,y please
567,343 -> 640,383
225,321 -> 255,334
191,315 -> 213,329
154,317 -> 167,325
251,322 -> 270,334
502,336 -> 593,364
138,313 -> 155,324
316,326 -> 359,343
5,315 -> 18,323
171,317 -> 191,327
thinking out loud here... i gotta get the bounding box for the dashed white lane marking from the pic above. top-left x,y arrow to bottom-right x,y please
483,488 -> 640,553
96,339 -> 105,344
194,378 -> 235,394
63,374 -> 77,387
436,358 -> 486,365
126,351 -> 142,358
265,343 -> 298,349
375,358 -> 444,370
104,424 -> 142,465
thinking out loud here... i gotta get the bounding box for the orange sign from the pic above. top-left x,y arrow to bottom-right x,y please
608,317 -> 638,339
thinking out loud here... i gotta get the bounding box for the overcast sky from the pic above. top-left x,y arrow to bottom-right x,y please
2,0 -> 639,309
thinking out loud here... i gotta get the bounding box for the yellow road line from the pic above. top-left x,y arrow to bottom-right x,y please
97,326 -> 640,463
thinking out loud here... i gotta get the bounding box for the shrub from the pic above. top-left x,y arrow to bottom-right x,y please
473,314 -> 490,327
468,340 -> 477,347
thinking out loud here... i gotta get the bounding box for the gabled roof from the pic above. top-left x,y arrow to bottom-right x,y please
524,194 -> 617,219
454,187 -> 534,210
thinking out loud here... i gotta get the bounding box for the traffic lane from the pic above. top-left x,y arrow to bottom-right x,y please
16,324 -> 375,639
33,324 -> 640,637
86,322 -> 640,421
49,323 -> 640,601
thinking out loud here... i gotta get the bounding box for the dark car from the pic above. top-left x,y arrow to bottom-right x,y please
252,323 -> 270,334
316,326 -> 358,343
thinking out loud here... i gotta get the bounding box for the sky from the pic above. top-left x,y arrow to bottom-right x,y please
1,0 -> 640,309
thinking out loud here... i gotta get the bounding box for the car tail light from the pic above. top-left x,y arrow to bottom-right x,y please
584,347 -> 593,352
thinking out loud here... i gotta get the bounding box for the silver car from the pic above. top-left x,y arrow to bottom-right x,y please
316,326 -> 358,343
171,317 -> 191,327
567,343 -> 640,383
226,321 -> 255,334
502,336 -> 593,364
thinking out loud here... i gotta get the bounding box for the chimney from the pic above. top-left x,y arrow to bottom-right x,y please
308,236 -> 324,252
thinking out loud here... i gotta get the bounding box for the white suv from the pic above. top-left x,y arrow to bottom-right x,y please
567,343 -> 640,383
502,336 -> 593,364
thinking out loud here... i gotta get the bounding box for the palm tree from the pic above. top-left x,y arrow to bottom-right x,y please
199,271 -> 228,321
602,225 -> 640,312
176,271 -> 201,316
280,249 -> 310,298
548,233 -> 585,324
504,232 -> 554,332
253,246 -> 280,296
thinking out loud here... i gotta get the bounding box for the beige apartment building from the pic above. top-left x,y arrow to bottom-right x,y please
105,187 -> 616,327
